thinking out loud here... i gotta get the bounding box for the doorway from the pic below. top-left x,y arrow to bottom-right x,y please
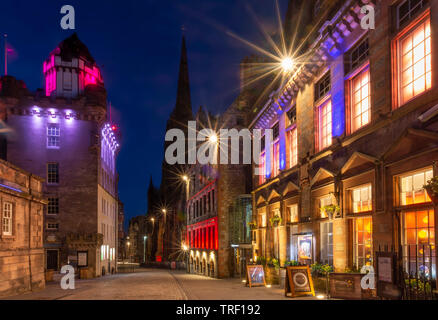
46,250 -> 59,271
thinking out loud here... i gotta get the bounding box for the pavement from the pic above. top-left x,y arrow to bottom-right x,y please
2,268 -> 320,300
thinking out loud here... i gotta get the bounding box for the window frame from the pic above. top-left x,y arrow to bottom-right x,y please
47,123 -> 60,149
391,9 -> 431,109
315,72 -> 331,102
353,216 -> 373,269
2,201 -> 13,236
287,126 -> 298,169
47,162 -> 59,185
397,167 -> 433,207
316,99 -> 332,152
349,183 -> 373,214
347,64 -> 371,134
396,0 -> 428,30
47,197 -> 59,215
320,221 -> 333,266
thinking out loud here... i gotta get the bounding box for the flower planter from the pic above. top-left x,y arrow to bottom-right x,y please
265,266 -> 280,285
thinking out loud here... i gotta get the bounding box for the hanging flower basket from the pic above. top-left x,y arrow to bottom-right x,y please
248,221 -> 258,230
424,177 -> 438,206
320,204 -> 340,219
269,215 -> 282,227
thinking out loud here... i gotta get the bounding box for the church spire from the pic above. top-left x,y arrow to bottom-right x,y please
170,36 -> 193,120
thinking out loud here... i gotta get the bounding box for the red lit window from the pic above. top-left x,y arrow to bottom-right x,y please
317,101 -> 332,151
287,127 -> 298,168
396,15 -> 431,106
351,68 -> 371,132
272,141 -> 280,177
259,152 -> 266,185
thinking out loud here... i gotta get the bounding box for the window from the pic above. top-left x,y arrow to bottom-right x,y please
272,141 -> 280,177
47,163 -> 59,184
351,68 -> 371,132
317,101 -> 332,151
319,195 -> 333,219
47,123 -> 60,148
48,198 -> 59,215
321,222 -> 333,265
47,223 -> 59,231
260,213 -> 267,228
286,108 -> 297,128
401,209 -> 436,278
349,38 -> 369,72
315,72 -> 331,101
397,16 -> 431,105
272,123 -> 279,140
287,128 -> 298,168
259,152 -> 266,185
288,204 -> 298,223
397,0 -> 428,29
351,184 -> 373,213
2,202 -> 13,236
353,217 -> 373,268
400,168 -> 433,205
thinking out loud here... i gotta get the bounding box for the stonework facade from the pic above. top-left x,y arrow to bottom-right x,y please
0,33 -> 120,278
0,159 -> 45,297
250,0 -> 438,288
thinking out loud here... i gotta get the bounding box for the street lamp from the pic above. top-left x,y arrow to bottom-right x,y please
281,57 -> 294,73
143,235 -> 147,264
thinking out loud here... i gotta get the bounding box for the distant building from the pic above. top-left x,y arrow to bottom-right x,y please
117,200 -> 126,260
127,215 -> 149,263
0,159 -> 46,297
0,33 -> 120,277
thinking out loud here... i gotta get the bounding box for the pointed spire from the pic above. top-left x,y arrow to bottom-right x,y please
170,36 -> 193,120
148,174 -> 154,191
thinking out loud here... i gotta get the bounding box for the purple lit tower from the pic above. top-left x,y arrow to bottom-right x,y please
0,33 -> 120,278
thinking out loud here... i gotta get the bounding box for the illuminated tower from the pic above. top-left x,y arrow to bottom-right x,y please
43,33 -> 104,98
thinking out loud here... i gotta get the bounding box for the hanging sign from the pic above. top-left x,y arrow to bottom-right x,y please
285,266 -> 315,298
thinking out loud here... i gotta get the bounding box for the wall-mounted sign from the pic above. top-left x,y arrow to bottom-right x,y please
246,265 -> 266,288
78,251 -> 88,267
285,266 -> 315,298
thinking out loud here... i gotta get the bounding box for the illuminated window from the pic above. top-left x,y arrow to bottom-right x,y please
400,168 -> 433,205
351,184 -> 372,213
317,101 -> 332,151
288,128 -> 298,168
2,202 -> 13,236
351,68 -> 371,132
353,217 -> 373,268
401,209 -> 436,278
286,107 -> 296,128
272,141 -> 280,177
48,198 -> 59,215
398,17 -> 431,105
47,163 -> 59,184
288,204 -> 298,223
319,195 -> 333,219
321,222 -> 333,266
47,123 -> 60,148
259,152 -> 266,185
260,213 -> 267,228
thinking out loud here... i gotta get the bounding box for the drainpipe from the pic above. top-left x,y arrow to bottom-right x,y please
28,174 -> 33,292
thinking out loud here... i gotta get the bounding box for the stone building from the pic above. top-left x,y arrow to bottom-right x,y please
250,0 -> 438,288
127,215 -> 151,263
0,33 -> 120,277
0,159 -> 46,297
117,200 -> 126,260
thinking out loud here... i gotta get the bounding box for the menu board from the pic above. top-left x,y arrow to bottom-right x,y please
246,265 -> 266,288
78,251 -> 88,267
285,266 -> 315,298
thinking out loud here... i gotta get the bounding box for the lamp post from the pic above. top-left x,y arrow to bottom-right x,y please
143,235 -> 147,265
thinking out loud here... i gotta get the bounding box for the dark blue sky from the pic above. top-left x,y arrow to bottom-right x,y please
0,0 -> 288,225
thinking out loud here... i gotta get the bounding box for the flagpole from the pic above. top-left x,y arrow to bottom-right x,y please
4,33 -> 7,76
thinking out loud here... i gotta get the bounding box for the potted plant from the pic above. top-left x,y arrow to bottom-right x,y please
248,221 -> 258,230
424,176 -> 438,205
269,215 -> 282,227
320,204 -> 340,219
265,258 -> 280,285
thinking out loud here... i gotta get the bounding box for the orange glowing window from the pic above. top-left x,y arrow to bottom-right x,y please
399,17 -> 431,105
351,68 -> 370,132
288,128 -> 298,168
318,100 -> 332,151
400,169 -> 433,205
351,184 -> 372,213
353,217 -> 373,268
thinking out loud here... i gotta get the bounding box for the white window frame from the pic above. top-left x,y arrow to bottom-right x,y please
397,0 -> 427,30
2,202 -> 13,236
47,123 -> 60,149
320,221 -> 333,266
399,167 -> 433,206
351,184 -> 373,213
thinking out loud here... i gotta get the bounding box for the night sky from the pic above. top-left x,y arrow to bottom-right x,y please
0,0 -> 288,227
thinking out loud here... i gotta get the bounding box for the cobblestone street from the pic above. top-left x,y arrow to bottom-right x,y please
3,268 -> 318,300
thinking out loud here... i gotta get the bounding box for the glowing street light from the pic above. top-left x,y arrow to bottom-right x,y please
281,57 -> 294,73
182,175 -> 189,182
208,133 -> 218,144
182,244 -> 188,251
162,208 -> 167,214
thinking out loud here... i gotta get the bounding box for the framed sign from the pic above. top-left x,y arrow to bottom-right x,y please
285,266 -> 315,298
77,251 -> 88,267
246,265 -> 266,288
376,252 -> 401,299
